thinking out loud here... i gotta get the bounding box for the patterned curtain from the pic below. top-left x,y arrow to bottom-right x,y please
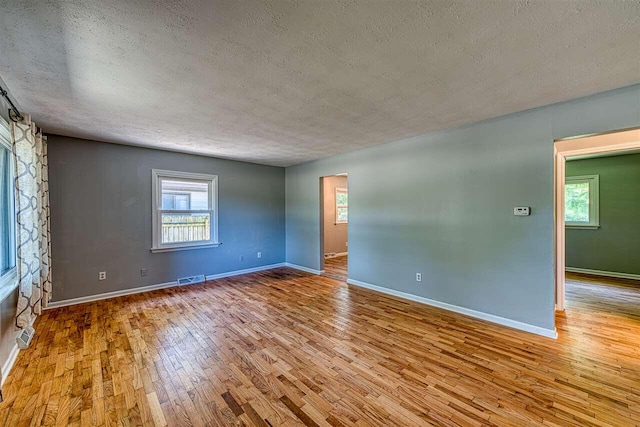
10,115 -> 51,328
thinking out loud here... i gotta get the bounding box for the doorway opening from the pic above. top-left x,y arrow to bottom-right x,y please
555,128 -> 640,320
320,174 -> 348,281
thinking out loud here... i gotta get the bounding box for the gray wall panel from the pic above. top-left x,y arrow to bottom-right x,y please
285,85 -> 640,332
48,136 -> 285,302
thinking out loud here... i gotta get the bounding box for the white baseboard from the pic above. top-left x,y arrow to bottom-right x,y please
346,278 -> 557,339
566,267 -> 640,281
205,263 -> 285,280
47,263 -> 287,309
324,252 -> 348,259
285,263 -> 323,275
46,280 -> 179,309
1,344 -> 19,386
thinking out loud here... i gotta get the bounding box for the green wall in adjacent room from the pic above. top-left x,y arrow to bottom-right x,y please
566,153 -> 640,276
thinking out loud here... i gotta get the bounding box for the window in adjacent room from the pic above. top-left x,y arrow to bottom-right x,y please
151,169 -> 219,252
335,187 -> 348,224
0,119 -> 17,297
565,174 -> 599,229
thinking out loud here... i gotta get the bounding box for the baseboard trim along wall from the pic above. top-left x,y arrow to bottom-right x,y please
324,252 -> 348,259
284,263 -> 324,275
346,278 -> 558,339
1,344 -> 19,386
566,267 -> 640,281
46,280 -> 181,309
46,263 -> 287,309
204,263 -> 285,280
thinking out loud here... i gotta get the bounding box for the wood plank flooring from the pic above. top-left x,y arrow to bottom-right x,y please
1,268 -> 639,426
322,256 -> 348,282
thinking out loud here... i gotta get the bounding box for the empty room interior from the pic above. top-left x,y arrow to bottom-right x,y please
0,1 -> 639,426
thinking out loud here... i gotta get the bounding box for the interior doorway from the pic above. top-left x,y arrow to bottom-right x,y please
320,174 -> 348,281
555,128 -> 640,313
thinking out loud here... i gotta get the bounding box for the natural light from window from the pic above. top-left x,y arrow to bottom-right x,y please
565,175 -> 599,228
0,143 -> 15,276
336,187 -> 348,224
161,179 -> 210,244
152,170 -> 219,252
565,181 -> 589,222
0,119 -> 17,298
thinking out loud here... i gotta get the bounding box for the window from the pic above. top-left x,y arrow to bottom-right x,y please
151,170 -> 219,252
162,193 -> 190,210
565,174 -> 599,229
0,118 -> 17,297
335,187 -> 348,224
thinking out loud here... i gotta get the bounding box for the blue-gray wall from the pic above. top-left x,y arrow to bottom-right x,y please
566,153 -> 640,276
285,85 -> 640,333
48,136 -> 285,302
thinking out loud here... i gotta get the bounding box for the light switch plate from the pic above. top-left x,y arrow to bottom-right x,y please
514,207 -> 531,216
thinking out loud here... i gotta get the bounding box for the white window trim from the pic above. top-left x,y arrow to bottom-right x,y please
335,187 -> 348,224
0,116 -> 18,301
565,174 -> 600,229
151,169 -> 220,253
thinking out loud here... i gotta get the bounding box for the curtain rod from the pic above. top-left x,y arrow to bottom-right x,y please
0,84 -> 24,122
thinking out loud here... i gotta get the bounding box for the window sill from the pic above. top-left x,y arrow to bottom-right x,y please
335,222 -> 348,225
566,225 -> 600,230
151,242 -> 222,253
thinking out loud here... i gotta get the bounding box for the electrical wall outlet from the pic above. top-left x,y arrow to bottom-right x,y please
513,207 -> 531,216
416,273 -> 422,282
99,271 -> 106,280
140,268 -> 148,277
257,252 -> 262,259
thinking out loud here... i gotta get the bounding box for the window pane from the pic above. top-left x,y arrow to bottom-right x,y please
336,192 -> 348,207
161,179 -> 208,210
337,207 -> 348,222
565,182 -> 590,222
161,213 -> 211,244
0,145 -> 15,275
175,194 -> 190,210
162,194 -> 175,209
162,193 -> 191,210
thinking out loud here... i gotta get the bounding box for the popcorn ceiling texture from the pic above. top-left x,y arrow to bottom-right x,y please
0,0 -> 639,166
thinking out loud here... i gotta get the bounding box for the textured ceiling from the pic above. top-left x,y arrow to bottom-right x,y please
0,1 -> 639,166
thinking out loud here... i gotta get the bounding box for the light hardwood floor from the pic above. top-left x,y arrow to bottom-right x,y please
322,256 -> 348,282
1,268 -> 639,426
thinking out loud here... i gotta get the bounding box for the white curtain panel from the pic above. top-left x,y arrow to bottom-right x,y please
11,115 -> 51,328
